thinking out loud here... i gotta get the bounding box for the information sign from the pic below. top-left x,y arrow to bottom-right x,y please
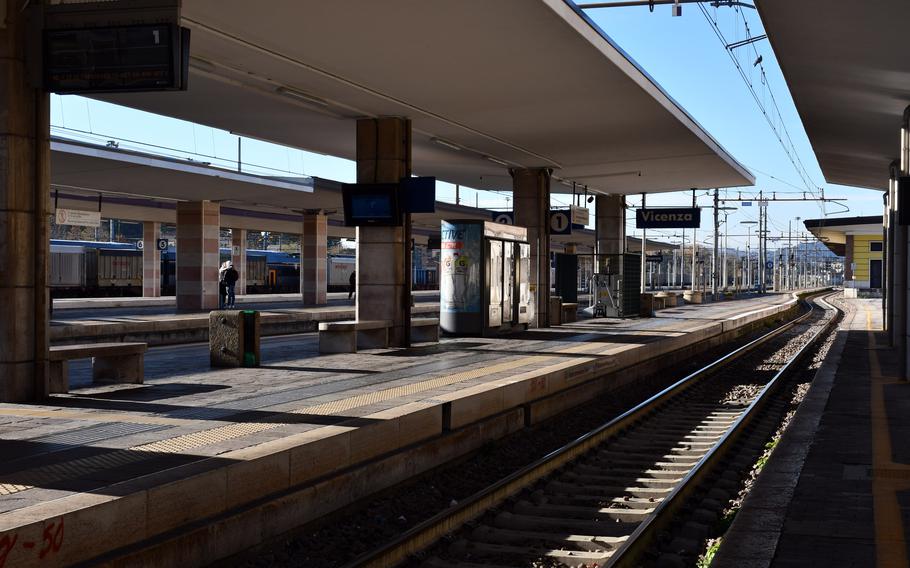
570,205 -> 589,226
55,208 -> 101,227
636,207 -> 701,229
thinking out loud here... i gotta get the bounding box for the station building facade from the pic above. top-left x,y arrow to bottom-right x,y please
804,216 -> 883,295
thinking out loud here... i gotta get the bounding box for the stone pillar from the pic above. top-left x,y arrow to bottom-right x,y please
0,4 -> 50,402
142,222 -> 161,297
595,194 -> 625,268
512,167 -> 552,327
886,169 -> 896,339
231,228 -> 247,296
176,201 -> 220,311
356,117 -> 410,345
301,213 -> 327,305
902,109 -> 910,380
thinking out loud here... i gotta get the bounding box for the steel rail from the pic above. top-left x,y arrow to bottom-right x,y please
607,290 -> 839,566
343,291 -> 830,568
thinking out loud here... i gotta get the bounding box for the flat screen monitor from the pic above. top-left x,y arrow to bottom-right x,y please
342,183 -> 402,226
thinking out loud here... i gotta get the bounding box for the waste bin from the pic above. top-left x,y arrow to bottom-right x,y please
210,310 -> 261,368
549,296 -> 563,326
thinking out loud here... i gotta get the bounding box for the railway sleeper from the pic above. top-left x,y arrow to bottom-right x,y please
493,511 -> 639,537
540,493 -> 664,509
558,473 -> 681,489
468,526 -> 626,552
613,432 -> 723,444
585,458 -> 698,472
544,480 -> 670,499
445,540 -> 612,567
572,463 -> 689,480
604,441 -> 715,453
513,499 -> 653,522
595,449 -> 704,463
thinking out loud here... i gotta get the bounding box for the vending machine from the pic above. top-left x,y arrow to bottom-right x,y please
440,220 -> 532,335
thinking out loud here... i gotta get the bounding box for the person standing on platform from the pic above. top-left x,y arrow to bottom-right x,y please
349,270 -> 356,300
224,261 -> 239,308
218,261 -> 228,309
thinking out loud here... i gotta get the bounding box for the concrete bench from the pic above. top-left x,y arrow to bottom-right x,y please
48,342 -> 147,393
655,292 -> 679,307
560,303 -> 579,323
318,320 -> 391,353
411,317 -> 440,343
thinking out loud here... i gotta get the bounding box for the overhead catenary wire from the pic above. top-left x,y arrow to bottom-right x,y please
697,3 -> 823,213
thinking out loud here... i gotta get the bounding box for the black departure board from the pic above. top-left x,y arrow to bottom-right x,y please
44,23 -> 188,93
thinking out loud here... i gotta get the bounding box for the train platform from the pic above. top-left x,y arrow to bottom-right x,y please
713,297 -> 902,568
0,293 -> 800,567
49,291 -> 442,346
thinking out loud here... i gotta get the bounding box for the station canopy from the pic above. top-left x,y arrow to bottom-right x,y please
93,0 -> 753,196
52,137 -> 634,250
758,0 -> 910,190
804,216 -> 884,256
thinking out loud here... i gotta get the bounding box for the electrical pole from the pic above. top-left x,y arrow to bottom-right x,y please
640,193 -> 647,294
691,189 -> 697,293
712,188 -> 719,297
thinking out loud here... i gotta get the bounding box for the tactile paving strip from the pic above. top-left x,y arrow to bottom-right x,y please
0,328 -> 692,498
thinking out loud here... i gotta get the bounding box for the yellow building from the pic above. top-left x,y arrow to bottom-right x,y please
805,216 -> 883,292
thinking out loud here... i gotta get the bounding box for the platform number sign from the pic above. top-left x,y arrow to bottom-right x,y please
156,239 -> 169,251
549,211 -> 572,235
493,212 -> 514,225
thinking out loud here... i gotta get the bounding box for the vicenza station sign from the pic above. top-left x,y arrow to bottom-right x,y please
636,207 -> 701,229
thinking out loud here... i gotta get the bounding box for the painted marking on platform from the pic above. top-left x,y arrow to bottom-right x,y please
867,302 -> 910,568
0,297 -> 786,499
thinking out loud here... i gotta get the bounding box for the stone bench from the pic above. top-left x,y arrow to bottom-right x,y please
411,317 -> 440,343
318,320 -> 392,353
560,303 -> 579,323
48,342 -> 147,393
654,292 -> 679,308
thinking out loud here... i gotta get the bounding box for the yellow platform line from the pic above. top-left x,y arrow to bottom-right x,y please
867,303 -> 910,568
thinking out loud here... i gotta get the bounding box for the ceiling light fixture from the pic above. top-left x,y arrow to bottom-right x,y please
484,156 -> 510,167
431,137 -> 463,151
276,87 -> 330,107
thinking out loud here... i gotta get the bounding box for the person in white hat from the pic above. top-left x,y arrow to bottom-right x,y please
223,261 -> 239,308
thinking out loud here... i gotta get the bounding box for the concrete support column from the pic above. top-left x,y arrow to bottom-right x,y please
886,169 -> 896,340
231,229 -> 247,296
301,213 -> 327,305
512,167 -> 552,327
595,194 -> 625,265
0,4 -> 50,402
142,222 -> 161,297
176,201 -> 220,311
356,117 -> 410,345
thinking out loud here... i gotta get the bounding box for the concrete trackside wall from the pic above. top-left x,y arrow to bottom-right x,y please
0,295 -> 805,567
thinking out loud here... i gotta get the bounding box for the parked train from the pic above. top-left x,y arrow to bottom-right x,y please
49,240 -> 436,297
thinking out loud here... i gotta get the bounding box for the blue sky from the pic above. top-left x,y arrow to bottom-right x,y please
50,2 -> 881,251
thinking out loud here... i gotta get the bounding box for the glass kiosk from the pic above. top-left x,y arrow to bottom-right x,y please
440,220 -> 532,335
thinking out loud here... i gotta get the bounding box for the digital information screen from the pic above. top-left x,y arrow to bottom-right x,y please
342,183 -> 402,226
350,194 -> 393,221
44,24 -> 185,93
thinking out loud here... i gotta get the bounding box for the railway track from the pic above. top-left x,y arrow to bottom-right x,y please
343,291 -> 840,568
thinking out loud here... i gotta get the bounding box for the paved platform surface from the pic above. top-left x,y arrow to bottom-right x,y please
0,293 -> 796,567
49,292 -> 444,345
714,298 -> 905,568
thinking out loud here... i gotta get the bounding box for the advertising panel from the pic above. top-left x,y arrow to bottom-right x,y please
440,221 -> 482,314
